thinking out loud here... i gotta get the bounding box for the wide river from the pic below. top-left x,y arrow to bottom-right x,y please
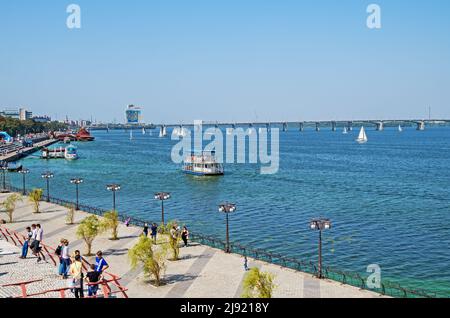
11,126 -> 450,296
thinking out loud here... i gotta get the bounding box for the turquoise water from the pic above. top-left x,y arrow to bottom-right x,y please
10,127 -> 450,296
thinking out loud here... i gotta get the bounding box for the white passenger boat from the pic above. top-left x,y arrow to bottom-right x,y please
182,151 -> 224,176
64,145 -> 78,160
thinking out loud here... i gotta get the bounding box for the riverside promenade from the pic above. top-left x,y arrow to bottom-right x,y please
0,192 -> 384,298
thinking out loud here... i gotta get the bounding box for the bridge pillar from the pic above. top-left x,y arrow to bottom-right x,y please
347,121 -> 353,131
416,121 -> 425,131
315,122 -> 320,132
375,122 -> 384,131
283,123 -> 288,132
331,121 -> 337,132
299,122 -> 304,132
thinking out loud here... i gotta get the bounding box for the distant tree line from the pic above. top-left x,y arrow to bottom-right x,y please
0,116 -> 69,136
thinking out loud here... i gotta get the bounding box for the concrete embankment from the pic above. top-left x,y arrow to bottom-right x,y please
0,138 -> 59,162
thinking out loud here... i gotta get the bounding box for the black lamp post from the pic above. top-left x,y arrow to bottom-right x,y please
310,218 -> 332,279
41,171 -> 54,202
154,192 -> 171,226
219,202 -> 236,253
70,178 -> 83,210
18,168 -> 30,195
106,184 -> 120,211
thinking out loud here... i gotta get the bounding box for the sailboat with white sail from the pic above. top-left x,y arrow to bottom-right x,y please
159,126 -> 167,137
356,126 -> 368,144
343,127 -> 348,134
398,125 -> 403,132
130,129 -> 133,140
142,127 -> 146,135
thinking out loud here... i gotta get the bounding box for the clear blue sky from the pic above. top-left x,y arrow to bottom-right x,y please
1,0 -> 449,123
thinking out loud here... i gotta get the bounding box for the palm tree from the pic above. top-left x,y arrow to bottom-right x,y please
2,194 -> 23,223
101,210 -> 119,240
242,268 -> 276,298
76,215 -> 101,256
28,188 -> 43,213
128,235 -> 167,287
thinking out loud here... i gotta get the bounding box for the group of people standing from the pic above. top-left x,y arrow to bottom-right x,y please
18,224 -> 109,298
171,224 -> 190,247
20,223 -> 45,262
55,239 -> 109,298
14,219 -> 191,298
142,222 -> 190,247
142,222 -> 159,243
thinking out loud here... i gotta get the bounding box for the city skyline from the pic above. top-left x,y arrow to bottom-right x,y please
1,0 -> 450,123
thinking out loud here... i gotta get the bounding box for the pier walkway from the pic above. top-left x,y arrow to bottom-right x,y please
0,193 -> 384,298
0,138 -> 58,162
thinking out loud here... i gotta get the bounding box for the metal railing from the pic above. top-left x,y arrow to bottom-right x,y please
4,185 -> 443,298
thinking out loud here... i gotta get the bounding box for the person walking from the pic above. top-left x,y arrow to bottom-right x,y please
56,239 -> 65,276
69,255 -> 84,298
244,256 -> 249,271
20,227 -> 32,259
85,264 -> 102,297
34,224 -> 44,262
143,223 -> 149,237
181,226 -> 189,247
150,223 -> 158,244
29,224 -> 37,254
94,251 -> 109,273
61,239 -> 71,279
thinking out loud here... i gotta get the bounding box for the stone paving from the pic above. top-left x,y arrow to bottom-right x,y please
0,239 -> 74,298
0,193 -> 386,298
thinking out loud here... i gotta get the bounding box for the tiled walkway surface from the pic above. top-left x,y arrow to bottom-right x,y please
0,193 -> 385,298
0,239 -> 74,298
